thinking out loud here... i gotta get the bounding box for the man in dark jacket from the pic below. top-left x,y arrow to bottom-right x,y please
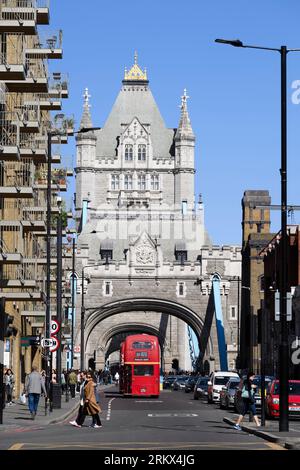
25,365 -> 47,419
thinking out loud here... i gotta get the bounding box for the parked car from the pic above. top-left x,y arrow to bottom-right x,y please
234,375 -> 274,413
266,380 -> 300,418
219,377 -> 240,409
207,371 -> 240,403
163,376 -> 177,389
172,376 -> 189,391
194,376 -> 209,400
184,376 -> 198,393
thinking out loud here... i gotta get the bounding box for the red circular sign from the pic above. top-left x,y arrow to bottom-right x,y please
50,336 -> 60,353
51,320 -> 60,335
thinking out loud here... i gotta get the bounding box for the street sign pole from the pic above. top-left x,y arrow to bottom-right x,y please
0,298 -> 5,424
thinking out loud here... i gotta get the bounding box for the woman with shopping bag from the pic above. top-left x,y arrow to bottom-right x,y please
233,372 -> 261,430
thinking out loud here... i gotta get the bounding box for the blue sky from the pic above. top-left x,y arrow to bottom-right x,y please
49,0 -> 300,245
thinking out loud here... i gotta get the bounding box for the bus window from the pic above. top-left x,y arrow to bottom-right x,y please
133,365 -> 154,376
132,342 -> 152,349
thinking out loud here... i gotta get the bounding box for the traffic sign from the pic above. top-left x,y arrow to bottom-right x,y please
21,336 -> 40,347
50,336 -> 60,353
41,338 -> 54,348
74,345 -> 80,353
51,320 -> 60,335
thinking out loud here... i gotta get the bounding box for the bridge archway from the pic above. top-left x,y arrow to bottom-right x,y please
82,297 -> 213,369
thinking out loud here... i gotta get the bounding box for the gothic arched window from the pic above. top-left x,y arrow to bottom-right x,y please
125,144 -> 133,161
151,174 -> 159,190
124,174 -> 133,190
138,144 -> 146,161
138,174 -> 146,190
111,174 -> 119,190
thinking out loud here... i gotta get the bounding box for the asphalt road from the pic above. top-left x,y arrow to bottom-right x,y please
0,387 -> 284,451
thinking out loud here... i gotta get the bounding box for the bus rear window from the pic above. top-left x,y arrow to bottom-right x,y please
132,341 -> 152,349
133,365 -> 154,376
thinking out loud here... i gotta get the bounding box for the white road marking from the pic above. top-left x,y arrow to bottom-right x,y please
106,397 -> 115,421
135,400 -> 163,403
148,413 -> 198,417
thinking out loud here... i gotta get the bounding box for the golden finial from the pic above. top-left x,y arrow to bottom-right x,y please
124,52 -> 148,81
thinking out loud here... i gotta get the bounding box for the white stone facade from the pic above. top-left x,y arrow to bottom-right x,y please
74,59 -> 241,373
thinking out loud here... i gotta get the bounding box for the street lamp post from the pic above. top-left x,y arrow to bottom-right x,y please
55,196 -> 62,407
80,265 -> 86,371
215,38 -> 300,432
45,130 -> 52,414
80,263 -> 100,371
71,235 -> 76,369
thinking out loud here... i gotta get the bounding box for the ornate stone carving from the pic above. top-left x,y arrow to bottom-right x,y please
136,244 -> 155,264
133,232 -> 156,265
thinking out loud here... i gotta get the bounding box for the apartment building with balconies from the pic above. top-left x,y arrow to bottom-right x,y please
0,0 -> 73,397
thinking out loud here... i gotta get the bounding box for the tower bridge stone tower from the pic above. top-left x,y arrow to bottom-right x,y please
74,55 -> 241,372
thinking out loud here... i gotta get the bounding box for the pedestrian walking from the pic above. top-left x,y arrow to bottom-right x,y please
83,372 -> 102,428
61,370 -> 66,393
70,371 -> 102,429
76,370 -> 81,393
40,370 -> 46,397
114,371 -> 119,385
70,371 -> 87,428
24,366 -> 47,419
233,372 -> 261,430
4,369 -> 15,405
68,369 -> 77,398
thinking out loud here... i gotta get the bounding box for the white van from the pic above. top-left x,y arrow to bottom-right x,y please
207,371 -> 239,403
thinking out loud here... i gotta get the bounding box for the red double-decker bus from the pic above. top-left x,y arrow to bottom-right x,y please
119,334 -> 160,397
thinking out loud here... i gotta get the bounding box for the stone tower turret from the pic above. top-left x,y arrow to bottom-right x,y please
75,88 -> 97,231
174,89 -> 195,213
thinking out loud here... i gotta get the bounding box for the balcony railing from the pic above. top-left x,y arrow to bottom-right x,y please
0,32 -> 25,66
25,55 -> 48,80
0,158 -> 34,186
0,226 -> 23,254
0,111 -> 20,147
19,129 -> 47,155
27,29 -> 62,51
23,207 -> 46,222
48,72 -> 68,98
1,261 -> 38,283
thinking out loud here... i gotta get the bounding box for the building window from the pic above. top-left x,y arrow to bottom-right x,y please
176,281 -> 186,298
111,174 -> 119,190
125,144 -> 133,161
100,249 -> 113,261
151,174 -> 159,190
175,250 -> 187,263
181,200 -> 187,215
138,174 -> 146,190
103,281 -> 113,297
138,144 -> 146,161
124,174 -> 133,190
229,305 -> 237,321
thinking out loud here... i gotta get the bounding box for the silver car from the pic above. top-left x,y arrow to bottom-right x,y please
219,377 -> 240,409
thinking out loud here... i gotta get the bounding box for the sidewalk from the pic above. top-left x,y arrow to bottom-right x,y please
223,416 -> 300,449
0,384 -> 114,432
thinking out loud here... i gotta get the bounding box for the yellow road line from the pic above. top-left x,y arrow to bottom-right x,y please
266,442 -> 286,451
15,441 -> 267,450
8,443 -> 24,451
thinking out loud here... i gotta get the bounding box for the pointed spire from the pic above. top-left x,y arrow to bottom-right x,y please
80,87 -> 93,129
175,88 -> 195,141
